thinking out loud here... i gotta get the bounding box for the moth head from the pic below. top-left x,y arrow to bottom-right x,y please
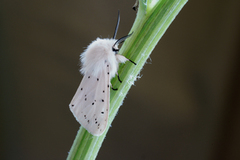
112,33 -> 133,54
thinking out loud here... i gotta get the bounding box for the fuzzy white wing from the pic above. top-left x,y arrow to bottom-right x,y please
69,62 -> 111,136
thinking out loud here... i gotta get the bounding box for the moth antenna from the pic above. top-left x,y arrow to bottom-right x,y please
112,32 -> 133,51
113,10 -> 120,39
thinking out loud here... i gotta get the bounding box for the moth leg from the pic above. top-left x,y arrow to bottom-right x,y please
110,84 -> 118,91
111,87 -> 118,91
128,59 -> 137,65
117,72 -> 122,83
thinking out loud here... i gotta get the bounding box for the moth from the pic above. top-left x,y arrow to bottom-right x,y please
69,12 -> 136,136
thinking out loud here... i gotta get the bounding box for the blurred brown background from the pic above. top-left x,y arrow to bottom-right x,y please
1,0 -> 240,160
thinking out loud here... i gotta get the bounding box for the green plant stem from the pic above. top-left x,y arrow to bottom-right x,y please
67,0 -> 188,159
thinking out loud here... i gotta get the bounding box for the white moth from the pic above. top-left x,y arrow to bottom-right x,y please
69,12 -> 136,136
